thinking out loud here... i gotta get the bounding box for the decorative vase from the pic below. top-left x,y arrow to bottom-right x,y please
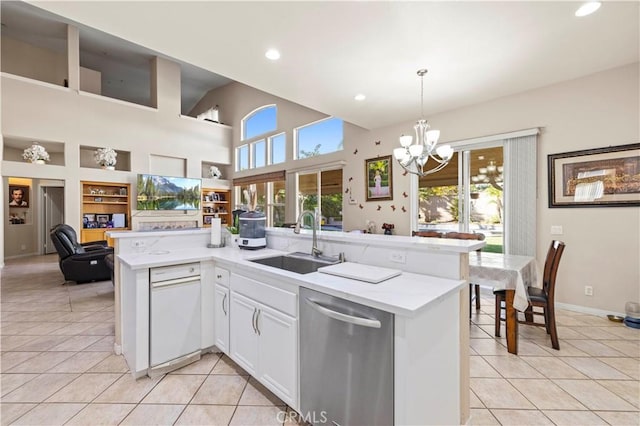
32,159 -> 45,165
101,165 -> 115,171
384,229 -> 392,235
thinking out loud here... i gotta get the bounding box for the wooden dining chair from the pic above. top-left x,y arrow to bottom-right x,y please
441,232 -> 486,314
412,230 -> 485,315
494,240 -> 566,350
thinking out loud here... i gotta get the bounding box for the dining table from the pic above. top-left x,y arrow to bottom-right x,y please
469,251 -> 541,354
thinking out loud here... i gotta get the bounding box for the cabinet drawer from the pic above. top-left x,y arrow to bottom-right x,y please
231,273 -> 296,317
150,262 -> 200,283
214,267 -> 230,287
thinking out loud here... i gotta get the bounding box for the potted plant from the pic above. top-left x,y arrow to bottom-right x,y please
382,223 -> 395,235
22,143 -> 50,164
224,225 -> 239,247
94,147 -> 117,170
208,165 -> 222,179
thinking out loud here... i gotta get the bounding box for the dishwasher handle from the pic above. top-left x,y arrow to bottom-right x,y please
305,298 -> 381,328
151,276 -> 200,289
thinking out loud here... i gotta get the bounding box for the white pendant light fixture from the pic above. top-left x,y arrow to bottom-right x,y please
394,69 -> 453,177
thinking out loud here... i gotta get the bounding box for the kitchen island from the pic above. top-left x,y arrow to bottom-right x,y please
111,228 -> 482,425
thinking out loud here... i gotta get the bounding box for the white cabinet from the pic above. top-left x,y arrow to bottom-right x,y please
214,266 -> 230,354
229,273 -> 298,408
214,284 -> 230,354
256,302 -> 297,404
230,291 -> 260,375
201,261 -> 215,349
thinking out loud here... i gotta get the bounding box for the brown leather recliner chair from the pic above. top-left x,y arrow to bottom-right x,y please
49,224 -> 114,283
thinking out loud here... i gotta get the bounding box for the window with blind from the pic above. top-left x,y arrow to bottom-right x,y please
233,171 -> 286,227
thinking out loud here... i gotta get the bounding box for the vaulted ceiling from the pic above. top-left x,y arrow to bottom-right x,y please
6,1 -> 640,130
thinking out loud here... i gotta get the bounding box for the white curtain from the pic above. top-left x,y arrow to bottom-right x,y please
503,134 -> 538,256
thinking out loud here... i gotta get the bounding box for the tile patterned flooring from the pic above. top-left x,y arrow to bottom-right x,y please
1,254 -> 638,425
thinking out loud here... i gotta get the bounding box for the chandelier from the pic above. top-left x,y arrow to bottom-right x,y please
472,160 -> 504,190
393,69 -> 453,177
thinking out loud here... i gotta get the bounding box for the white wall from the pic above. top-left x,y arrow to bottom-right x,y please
343,63 -> 639,313
1,56 -> 232,264
1,36 -> 67,87
191,81 -> 368,221
2,28 -> 636,313
194,64 -> 639,313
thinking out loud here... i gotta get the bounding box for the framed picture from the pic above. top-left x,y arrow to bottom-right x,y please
365,155 -> 393,201
96,214 -> 110,228
8,185 -> 29,207
9,213 -> 25,225
548,143 -> 640,208
83,214 -> 96,228
204,215 -> 213,225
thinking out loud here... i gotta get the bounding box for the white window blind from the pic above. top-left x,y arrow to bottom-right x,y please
503,134 -> 538,256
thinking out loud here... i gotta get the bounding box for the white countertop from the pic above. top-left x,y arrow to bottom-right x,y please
109,227 -> 484,254
118,246 -> 466,318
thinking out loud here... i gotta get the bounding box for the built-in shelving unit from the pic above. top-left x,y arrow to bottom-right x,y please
202,188 -> 231,227
81,180 -> 131,245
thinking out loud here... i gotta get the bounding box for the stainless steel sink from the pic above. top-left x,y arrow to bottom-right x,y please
249,252 -> 340,274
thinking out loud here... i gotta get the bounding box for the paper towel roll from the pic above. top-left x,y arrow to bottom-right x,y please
211,218 -> 222,246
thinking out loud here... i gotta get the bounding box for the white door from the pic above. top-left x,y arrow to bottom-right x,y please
43,186 -> 64,254
229,291 -> 258,375
214,284 -> 229,354
256,303 -> 298,407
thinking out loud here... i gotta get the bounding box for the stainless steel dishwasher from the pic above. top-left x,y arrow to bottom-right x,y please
300,287 -> 394,426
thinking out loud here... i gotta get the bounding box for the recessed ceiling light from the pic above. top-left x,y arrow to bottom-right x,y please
354,94 -> 366,101
575,1 -> 601,17
265,49 -> 280,60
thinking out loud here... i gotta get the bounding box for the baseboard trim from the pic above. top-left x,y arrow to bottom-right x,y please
478,285 -> 626,318
4,252 -> 40,260
555,302 -> 625,318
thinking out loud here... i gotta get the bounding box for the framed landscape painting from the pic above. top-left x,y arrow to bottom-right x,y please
365,155 -> 393,201
548,143 -> 640,207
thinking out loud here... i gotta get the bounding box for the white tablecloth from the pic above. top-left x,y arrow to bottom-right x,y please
469,252 -> 541,312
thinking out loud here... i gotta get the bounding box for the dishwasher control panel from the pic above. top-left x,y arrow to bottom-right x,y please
150,262 -> 200,282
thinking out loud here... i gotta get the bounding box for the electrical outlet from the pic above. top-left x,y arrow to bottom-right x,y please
132,240 -> 145,248
348,198 -> 357,205
389,251 -> 406,264
20,244 -> 26,251
551,225 -> 563,235
584,286 -> 593,296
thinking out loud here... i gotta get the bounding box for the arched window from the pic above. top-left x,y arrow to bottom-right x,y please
242,105 -> 277,141
237,105 -> 284,172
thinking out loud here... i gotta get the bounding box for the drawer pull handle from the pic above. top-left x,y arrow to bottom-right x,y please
255,309 -> 261,336
251,308 -> 258,334
222,293 -> 228,316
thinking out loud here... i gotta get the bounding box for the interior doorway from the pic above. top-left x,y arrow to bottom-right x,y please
42,185 -> 64,254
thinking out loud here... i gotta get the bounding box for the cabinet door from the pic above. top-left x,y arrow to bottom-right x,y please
256,303 -> 298,408
201,262 -> 215,349
229,291 -> 258,375
214,284 -> 229,354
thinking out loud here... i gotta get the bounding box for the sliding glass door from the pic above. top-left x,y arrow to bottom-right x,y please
418,145 -> 504,253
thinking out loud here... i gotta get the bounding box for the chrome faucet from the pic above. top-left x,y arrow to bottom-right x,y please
294,208 -> 323,257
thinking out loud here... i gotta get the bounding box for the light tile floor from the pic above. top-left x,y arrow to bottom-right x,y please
1,255 -> 638,425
